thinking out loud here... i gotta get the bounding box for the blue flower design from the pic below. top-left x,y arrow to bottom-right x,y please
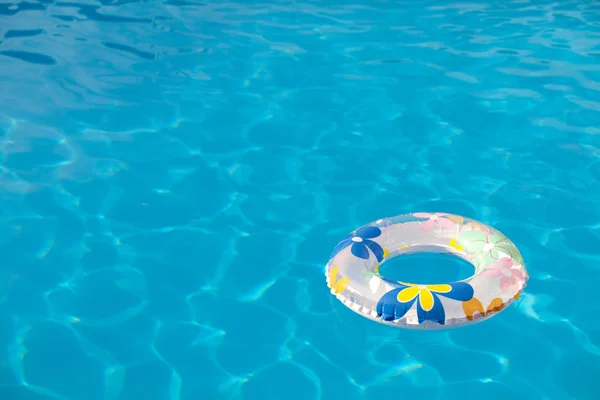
330,226 -> 384,262
376,281 -> 474,325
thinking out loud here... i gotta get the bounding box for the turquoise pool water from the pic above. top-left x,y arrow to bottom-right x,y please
1,0 -> 599,399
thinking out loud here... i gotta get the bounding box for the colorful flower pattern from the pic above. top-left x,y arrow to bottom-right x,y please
462,297 -> 505,321
376,281 -> 474,325
327,266 -> 349,294
481,257 -> 525,293
330,226 -> 385,262
327,213 -> 527,328
413,212 -> 455,231
457,229 -> 522,266
449,237 -> 464,251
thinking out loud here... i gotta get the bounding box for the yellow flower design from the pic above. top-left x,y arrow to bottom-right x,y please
397,283 -> 453,311
449,238 -> 464,251
377,281 -> 474,324
328,266 -> 350,294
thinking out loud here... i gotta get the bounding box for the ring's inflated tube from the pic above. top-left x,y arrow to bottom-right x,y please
325,213 -> 528,329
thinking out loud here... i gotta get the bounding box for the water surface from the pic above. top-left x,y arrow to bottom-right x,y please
0,0 -> 599,399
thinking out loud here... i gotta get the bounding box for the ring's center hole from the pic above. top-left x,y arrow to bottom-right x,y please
377,252 -> 475,284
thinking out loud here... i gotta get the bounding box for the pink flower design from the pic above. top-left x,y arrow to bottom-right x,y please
481,257 -> 524,293
413,212 -> 455,232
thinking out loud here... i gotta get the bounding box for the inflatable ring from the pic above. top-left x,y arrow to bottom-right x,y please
325,213 -> 528,329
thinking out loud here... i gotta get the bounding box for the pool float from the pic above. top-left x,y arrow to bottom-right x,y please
325,213 -> 528,329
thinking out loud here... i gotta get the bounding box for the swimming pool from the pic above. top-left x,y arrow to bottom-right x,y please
0,0 -> 599,399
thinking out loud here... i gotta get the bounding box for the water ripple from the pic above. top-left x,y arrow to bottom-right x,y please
0,49 -> 57,65
0,0 -> 599,399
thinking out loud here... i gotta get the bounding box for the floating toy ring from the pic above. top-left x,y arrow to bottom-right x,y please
326,213 -> 528,329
